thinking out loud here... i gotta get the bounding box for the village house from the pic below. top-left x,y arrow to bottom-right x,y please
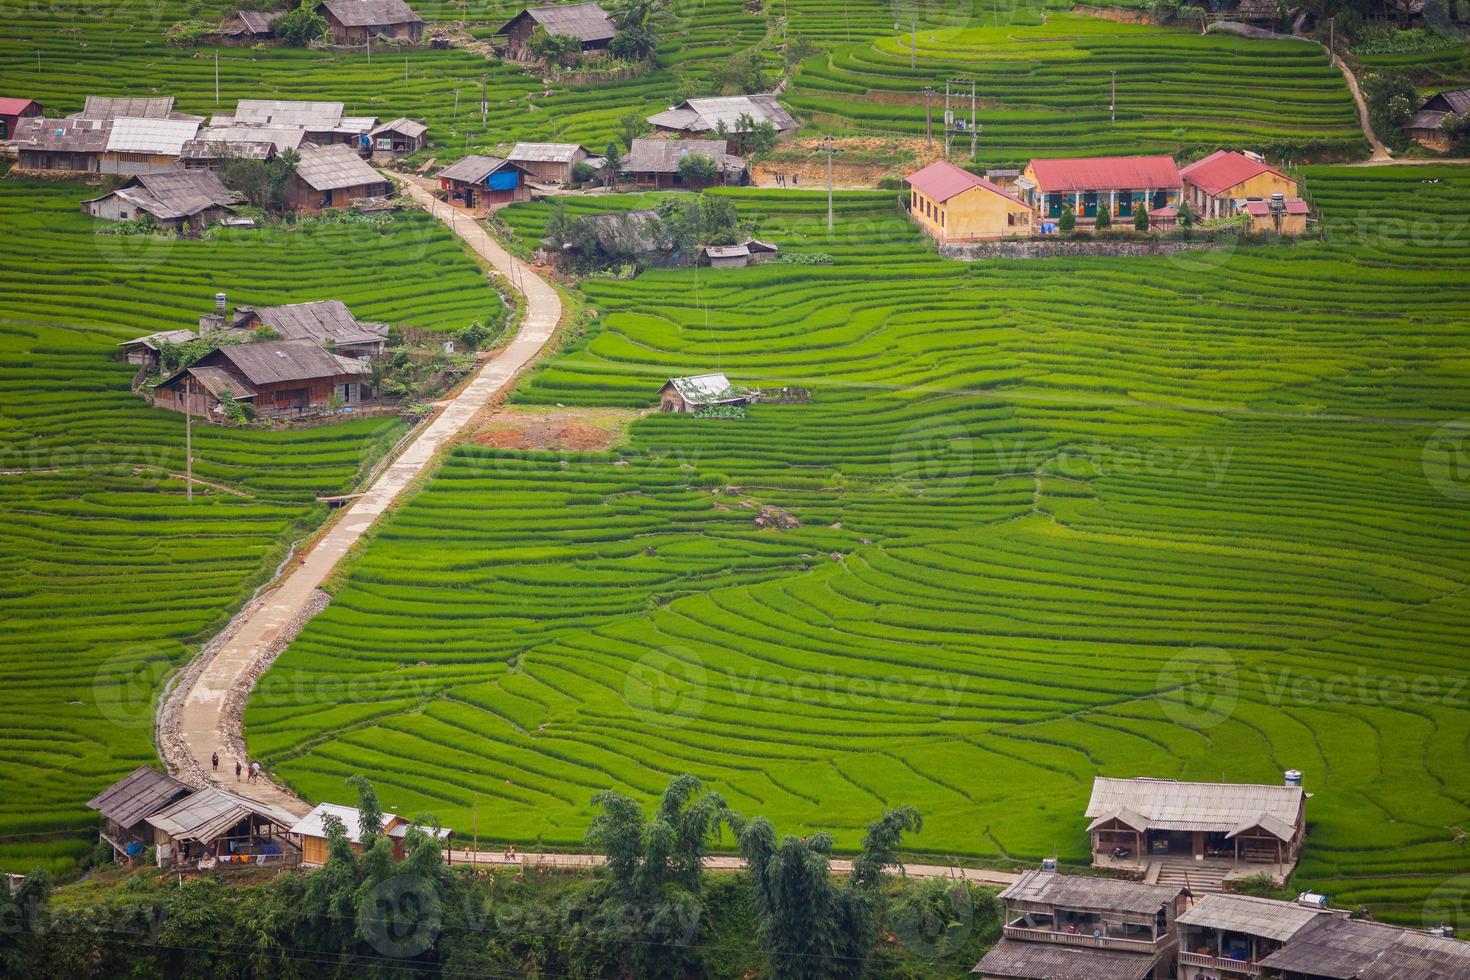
178,124 -> 306,168
1176,894 -> 1340,980
1256,912 -> 1470,979
904,159 -> 1033,243
208,297 -> 391,359
144,786 -> 302,869
317,0 -> 424,44
647,94 -> 799,141
973,870 -> 1188,980
700,239 -> 779,268
1086,774 -> 1307,890
437,154 -> 535,209
97,117 -> 203,176
217,9 -> 284,42
83,169 -> 242,231
225,99 -> 375,145
1017,155 -> 1182,229
75,96 -> 199,122
117,329 -> 200,375
0,97 -> 43,140
494,2 -> 616,60
288,802 -> 453,866
506,142 -> 591,184
367,117 -> 428,157
1406,87 -> 1470,151
86,766 -> 194,863
621,138 -> 746,188
12,115 -> 111,172
284,142 -> 393,211
1179,149 -> 1300,221
152,339 -> 373,419
658,373 -> 749,413
1242,196 -> 1309,235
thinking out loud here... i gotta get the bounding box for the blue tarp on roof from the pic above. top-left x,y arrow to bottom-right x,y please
487,169 -> 519,191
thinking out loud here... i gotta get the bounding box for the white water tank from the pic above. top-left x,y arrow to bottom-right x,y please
1284,769 -> 1303,786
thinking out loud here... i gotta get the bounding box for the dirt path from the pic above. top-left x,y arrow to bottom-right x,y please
158,179 -> 563,816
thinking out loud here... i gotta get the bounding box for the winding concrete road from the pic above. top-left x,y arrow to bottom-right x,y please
160,180 -> 562,816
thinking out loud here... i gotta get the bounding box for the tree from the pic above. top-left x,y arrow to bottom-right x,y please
1058,206 -> 1075,233
0,869 -> 51,977
528,25 -> 582,66
607,0 -> 673,33
275,1 -> 329,46
346,773 -> 384,846
712,48 -> 770,95
1095,203 -> 1112,230
217,145 -> 299,212
783,32 -> 821,73
699,193 -> 741,244
677,152 -> 720,185
1134,202 -> 1150,232
1361,69 -> 1417,148
617,109 -> 649,150
610,24 -> 656,60
1177,199 -> 1195,229
740,805 -> 922,980
601,141 -> 622,189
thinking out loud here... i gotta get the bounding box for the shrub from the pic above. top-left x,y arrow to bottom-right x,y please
275,2 -> 329,46
572,161 -> 598,185
677,153 -> 720,184
1058,206 -> 1075,233
1134,205 -> 1149,232
164,20 -> 216,47
1095,204 -> 1112,230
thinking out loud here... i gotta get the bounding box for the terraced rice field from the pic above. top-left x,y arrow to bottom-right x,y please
788,13 -> 1367,161
250,167 -> 1470,921
0,180 -> 503,872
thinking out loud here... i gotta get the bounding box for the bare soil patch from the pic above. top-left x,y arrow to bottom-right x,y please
472,406 -> 641,451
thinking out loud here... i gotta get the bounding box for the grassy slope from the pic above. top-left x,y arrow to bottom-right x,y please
251,168 -> 1470,922
0,182 -> 502,872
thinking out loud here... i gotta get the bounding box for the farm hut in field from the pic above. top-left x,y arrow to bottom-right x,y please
289,802 -> 453,867
494,2 -> 615,60
317,0 -> 424,44
647,95 -> 799,142
86,766 -> 193,862
699,239 -> 778,268
620,138 -> 746,189
117,329 -> 199,374
83,169 -> 242,231
216,298 -> 390,359
367,117 -> 427,157
506,142 -> 591,184
12,116 -> 110,172
1018,155 -> 1182,225
1256,913 -> 1470,979
144,786 -> 303,868
1242,197 -> 1308,235
437,154 -> 534,209
152,339 -> 372,419
1179,150 -> 1298,221
1085,775 -> 1306,885
658,373 -> 749,413
284,143 -> 393,212
218,9 -> 284,42
0,97 -> 43,140
905,159 -> 1033,243
1175,893 -> 1340,980
1406,87 -> 1470,152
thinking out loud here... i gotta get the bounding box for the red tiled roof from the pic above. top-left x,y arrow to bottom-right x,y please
1180,150 -> 1289,197
0,97 -> 40,115
1243,198 -> 1309,216
1027,155 -> 1181,193
905,159 -> 1028,206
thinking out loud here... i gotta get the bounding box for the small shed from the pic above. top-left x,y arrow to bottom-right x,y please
701,239 -> 781,269
317,0 -> 424,44
86,766 -> 193,862
437,154 -> 535,209
286,142 -> 393,211
367,117 -> 427,156
83,169 -> 242,231
1406,87 -> 1470,152
289,801 -> 453,866
1242,197 -> 1308,235
144,786 -> 303,868
506,142 -> 591,184
494,2 -> 615,60
658,373 -> 748,413
0,97 -> 43,141
117,329 -> 198,372
218,9 -> 283,42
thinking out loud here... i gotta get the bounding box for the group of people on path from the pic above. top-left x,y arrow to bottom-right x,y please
211,750 -> 259,784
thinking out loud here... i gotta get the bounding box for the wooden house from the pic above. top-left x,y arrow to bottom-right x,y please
1176,894 -> 1339,980
144,786 -> 302,868
86,766 -> 193,863
621,138 -> 746,189
0,97 -> 43,141
1406,87 -> 1470,152
1017,156 -> 1182,229
218,9 -> 283,42
226,99 -> 374,145
699,239 -> 778,268
151,339 -> 372,420
83,169 -> 241,231
437,154 -> 534,209
904,159 -> 1033,243
12,116 -> 111,172
647,95 -> 799,141
367,117 -> 427,157
74,96 -> 193,121
1257,914 -> 1470,979
506,142 -> 591,184
658,373 -> 748,413
1085,775 -> 1306,887
494,2 -> 615,60
973,870 -> 1188,980
317,0 -> 424,44
117,329 -> 199,374
178,124 -> 304,169
221,298 -> 390,359
1242,197 -> 1309,235
285,143 -> 393,212
1179,150 -> 1298,221
97,117 -> 201,176
288,801 -> 453,866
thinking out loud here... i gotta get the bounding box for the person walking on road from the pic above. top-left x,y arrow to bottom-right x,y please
235,760 -> 242,781
211,751 -> 219,773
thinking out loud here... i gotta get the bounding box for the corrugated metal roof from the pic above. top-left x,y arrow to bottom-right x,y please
105,117 -> 201,154
252,299 -> 388,347
972,938 -> 1160,979
88,169 -> 241,220
233,99 -> 344,129
78,96 -> 177,120
1427,87 -> 1470,115
216,339 -> 368,385
289,802 -> 396,844
192,124 -> 306,150
622,138 -> 743,175
1177,894 -> 1337,942
320,0 -> 423,27
1027,155 -> 1182,193
1259,917 -> 1470,979
507,141 -> 586,163
188,365 -> 257,400
14,115 -> 112,153
336,115 -> 379,135
145,786 -> 298,842
647,95 -> 797,133
118,329 -> 198,350
1084,777 -> 1304,834
369,117 -> 427,139
293,142 -> 389,191
498,2 -> 614,41
1408,109 -> 1449,131
86,766 -> 192,828
233,9 -> 283,33
438,153 -> 528,183
703,244 -> 750,259
906,159 -> 1028,207
662,373 -> 745,405
1000,870 -> 1185,915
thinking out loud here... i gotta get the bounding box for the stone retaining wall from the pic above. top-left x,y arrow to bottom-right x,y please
938,239 -> 1226,261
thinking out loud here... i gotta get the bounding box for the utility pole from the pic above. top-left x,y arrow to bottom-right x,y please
367,33 -> 371,64
943,81 -> 951,157
480,75 -> 488,126
214,51 -> 220,105
969,80 -> 976,158
1328,17 -> 1335,61
184,376 -> 193,503
1110,69 -> 1116,125
472,792 -> 478,866
822,135 -> 837,232
405,55 -> 409,81
922,85 -> 934,145
911,18 -> 916,69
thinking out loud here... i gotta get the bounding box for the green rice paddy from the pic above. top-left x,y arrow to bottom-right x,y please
250,167 -> 1470,921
